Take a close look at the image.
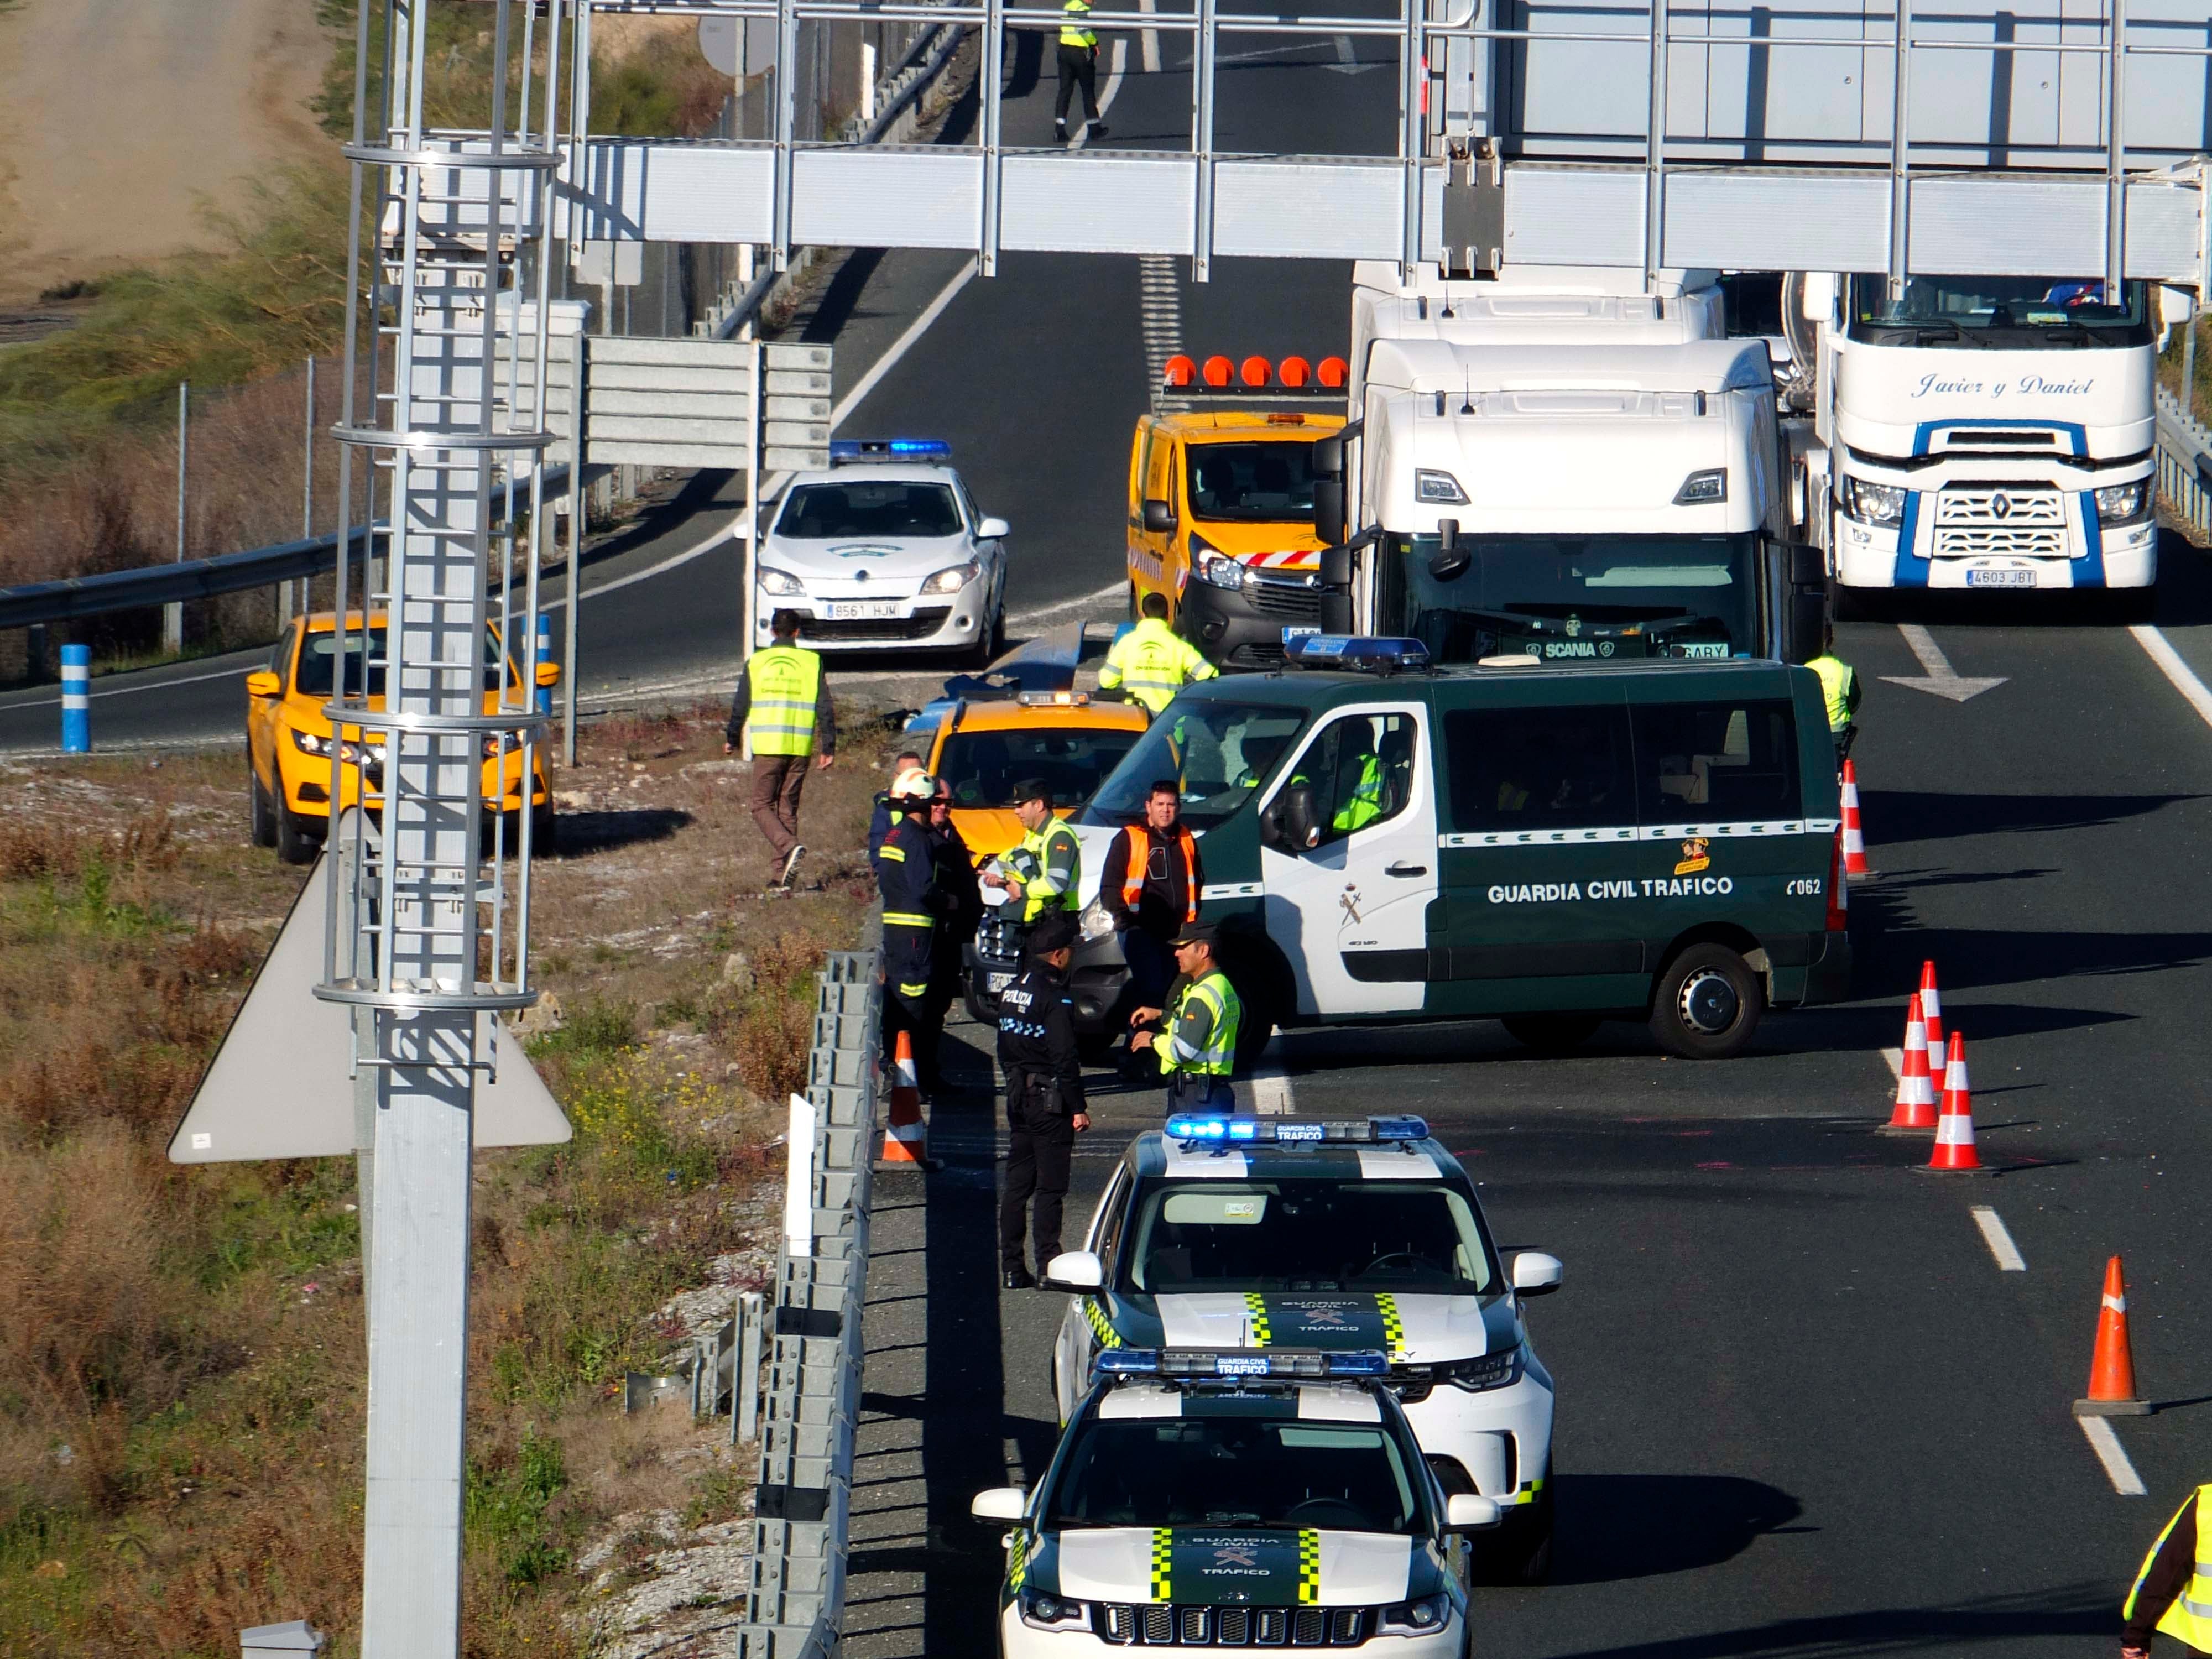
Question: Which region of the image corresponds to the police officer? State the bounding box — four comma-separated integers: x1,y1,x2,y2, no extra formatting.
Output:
921,777,982,1094
2122,1481,2212,1656
1129,921,1242,1115
1054,0,1106,143
877,766,943,1076
1804,625,1860,763
1098,778,1203,1014
997,910,1091,1289
1099,592,1219,716
984,779,1082,926
724,608,834,889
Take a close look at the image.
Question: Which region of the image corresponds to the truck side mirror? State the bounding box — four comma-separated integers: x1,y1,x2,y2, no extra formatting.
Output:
1318,543,1353,587
1428,518,1469,582
1313,436,1344,476
1790,590,1828,664
1799,272,1838,322
1279,783,1319,851
1312,480,1344,548
1786,541,1825,587
1142,499,1175,534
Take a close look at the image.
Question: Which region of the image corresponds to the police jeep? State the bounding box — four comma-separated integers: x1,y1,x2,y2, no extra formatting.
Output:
974,1348,1496,1655
1042,1115,1561,1584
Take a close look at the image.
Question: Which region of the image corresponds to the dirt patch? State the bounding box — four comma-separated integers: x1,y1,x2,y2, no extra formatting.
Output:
0,0,333,309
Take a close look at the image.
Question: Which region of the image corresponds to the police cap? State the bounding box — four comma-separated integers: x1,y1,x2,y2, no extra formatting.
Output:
1172,920,1219,948
1026,911,1079,956
1013,777,1055,808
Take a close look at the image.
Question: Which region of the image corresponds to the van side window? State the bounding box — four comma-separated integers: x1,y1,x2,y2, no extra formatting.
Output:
1631,698,1801,820
1293,712,1418,846
1443,706,1634,832
272,628,295,682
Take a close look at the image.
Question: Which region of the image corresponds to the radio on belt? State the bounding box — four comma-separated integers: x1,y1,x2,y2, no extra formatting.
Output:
1164,1112,1429,1144
1095,1348,1392,1380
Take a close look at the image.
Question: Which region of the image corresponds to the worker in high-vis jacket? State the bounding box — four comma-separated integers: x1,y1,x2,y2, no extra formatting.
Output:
1099,592,1218,716
724,608,834,889
1804,624,1860,763
2124,1483,2212,1657
985,778,1083,925
1098,778,1204,1013
1129,921,1242,1116
876,766,946,1083
1055,0,1105,142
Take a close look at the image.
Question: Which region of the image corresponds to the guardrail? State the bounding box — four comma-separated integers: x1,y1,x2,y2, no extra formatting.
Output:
2157,384,2212,542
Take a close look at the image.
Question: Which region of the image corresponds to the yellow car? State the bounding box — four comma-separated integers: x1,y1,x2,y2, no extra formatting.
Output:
246,611,559,865
920,688,1149,864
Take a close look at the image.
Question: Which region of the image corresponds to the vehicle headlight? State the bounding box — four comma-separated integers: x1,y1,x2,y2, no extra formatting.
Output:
1415,468,1470,504
1840,475,1906,528
2095,481,2149,525
758,567,807,596
1191,544,1246,590
1379,1592,1452,1635
290,728,335,757
1432,1347,1519,1392
1673,467,1728,505
1078,899,1117,941
920,560,981,596
1018,1588,1091,1632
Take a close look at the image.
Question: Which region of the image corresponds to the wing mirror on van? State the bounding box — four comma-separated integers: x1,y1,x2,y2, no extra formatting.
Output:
1511,1251,1564,1296
1142,499,1176,534
1428,518,1470,582
535,660,562,689
1041,1250,1104,1292
1444,1494,1503,1532
1312,479,1345,547
1279,783,1321,851
979,515,1011,540
971,1486,1027,1522
246,670,283,698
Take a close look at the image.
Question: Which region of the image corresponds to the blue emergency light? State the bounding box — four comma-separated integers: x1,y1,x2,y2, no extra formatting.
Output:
1164,1114,1429,1145
830,437,952,465
1285,634,1431,672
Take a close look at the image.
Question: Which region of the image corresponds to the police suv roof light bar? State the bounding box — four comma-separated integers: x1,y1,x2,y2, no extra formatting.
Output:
1164,1113,1428,1144
1095,1348,1392,1380
1283,635,1431,674
829,437,953,466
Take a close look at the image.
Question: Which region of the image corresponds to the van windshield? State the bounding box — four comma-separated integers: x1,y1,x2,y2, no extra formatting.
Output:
1382,533,1761,664
294,626,516,700
1187,441,1318,522
1078,701,1307,832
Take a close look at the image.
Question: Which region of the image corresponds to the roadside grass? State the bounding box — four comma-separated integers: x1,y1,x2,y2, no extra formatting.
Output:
0,697,883,1655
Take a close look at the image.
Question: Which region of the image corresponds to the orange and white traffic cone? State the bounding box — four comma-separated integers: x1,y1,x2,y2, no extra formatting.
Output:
1881,992,1937,1132
1917,960,1943,1052
2074,1256,2152,1416
1840,760,1871,878
879,1030,932,1168
1918,1032,1990,1175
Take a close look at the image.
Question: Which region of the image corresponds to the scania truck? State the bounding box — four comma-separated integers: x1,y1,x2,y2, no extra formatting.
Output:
1314,263,1828,667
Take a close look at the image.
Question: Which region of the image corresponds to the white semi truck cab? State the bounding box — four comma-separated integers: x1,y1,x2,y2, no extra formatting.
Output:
1317,264,1826,666
1811,272,2159,597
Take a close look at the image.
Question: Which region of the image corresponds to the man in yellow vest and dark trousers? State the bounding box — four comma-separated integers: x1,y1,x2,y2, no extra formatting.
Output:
1130,921,1242,1116
985,779,1083,926
1055,0,1106,143
724,608,834,888
1804,624,1860,764
2124,1483,2212,1655
1099,592,1218,716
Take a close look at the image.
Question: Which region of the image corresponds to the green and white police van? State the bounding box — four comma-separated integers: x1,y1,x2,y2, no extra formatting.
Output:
1066,637,1851,1060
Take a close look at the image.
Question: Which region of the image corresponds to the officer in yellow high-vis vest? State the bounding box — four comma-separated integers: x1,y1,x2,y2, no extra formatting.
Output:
1055,0,1106,142
1099,592,1218,716
2124,1483,2212,1656
725,609,834,888
1804,624,1860,763
1129,921,1243,1115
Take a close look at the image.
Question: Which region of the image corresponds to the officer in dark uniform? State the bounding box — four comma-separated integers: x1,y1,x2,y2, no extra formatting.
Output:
995,909,1091,1288
877,766,943,1072
921,776,982,1094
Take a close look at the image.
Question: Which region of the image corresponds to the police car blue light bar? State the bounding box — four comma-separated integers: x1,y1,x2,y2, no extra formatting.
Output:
829,437,952,464
1284,634,1430,672
1095,1349,1392,1380
1165,1114,1430,1144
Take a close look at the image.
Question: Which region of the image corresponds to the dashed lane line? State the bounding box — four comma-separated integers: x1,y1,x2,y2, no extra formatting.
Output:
2079,1415,2148,1496
2131,623,2212,731
1969,1206,2026,1271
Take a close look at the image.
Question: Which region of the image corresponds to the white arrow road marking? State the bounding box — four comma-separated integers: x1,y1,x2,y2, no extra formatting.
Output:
1880,623,2009,702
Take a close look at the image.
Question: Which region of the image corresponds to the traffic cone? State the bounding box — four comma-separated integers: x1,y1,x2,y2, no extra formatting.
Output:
879,1030,932,1167
1917,1032,1990,1175
2074,1255,2152,1416
1917,960,1943,1052
1881,993,1937,1132
1840,760,1871,878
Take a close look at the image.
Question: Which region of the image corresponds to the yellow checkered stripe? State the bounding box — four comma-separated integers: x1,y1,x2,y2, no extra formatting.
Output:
1297,1530,1320,1604
1149,1528,1173,1602
1376,1293,1407,1363
1083,1297,1122,1349
1244,1291,1272,1346
1504,1475,1545,1507
1008,1528,1029,1591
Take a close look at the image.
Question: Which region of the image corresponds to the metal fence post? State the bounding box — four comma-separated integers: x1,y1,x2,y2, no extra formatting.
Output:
60,644,89,753
165,381,188,655
293,356,315,631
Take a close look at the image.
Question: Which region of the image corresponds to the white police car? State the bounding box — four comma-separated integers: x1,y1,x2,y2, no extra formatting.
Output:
755,438,1010,665
974,1348,1496,1655
1044,1115,1562,1583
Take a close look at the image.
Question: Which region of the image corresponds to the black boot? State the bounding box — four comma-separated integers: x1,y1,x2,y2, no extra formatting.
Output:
1003,1264,1036,1290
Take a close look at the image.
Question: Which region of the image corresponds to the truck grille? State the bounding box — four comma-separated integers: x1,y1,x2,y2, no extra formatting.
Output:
1933,525,2069,558
1245,578,1322,619
1098,1604,1367,1645
1932,486,2069,559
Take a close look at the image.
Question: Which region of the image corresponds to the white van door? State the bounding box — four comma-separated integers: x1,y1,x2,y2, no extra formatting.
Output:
1259,702,1437,1017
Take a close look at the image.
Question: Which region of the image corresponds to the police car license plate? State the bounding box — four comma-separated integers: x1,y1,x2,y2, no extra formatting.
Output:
823,600,903,620
1281,625,1320,645
985,971,1014,993
1965,567,2036,588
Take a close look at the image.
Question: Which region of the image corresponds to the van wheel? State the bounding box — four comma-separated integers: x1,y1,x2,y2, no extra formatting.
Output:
275,797,320,867
249,762,277,848
1232,994,1277,1072
1649,943,1765,1059
1501,1014,1601,1053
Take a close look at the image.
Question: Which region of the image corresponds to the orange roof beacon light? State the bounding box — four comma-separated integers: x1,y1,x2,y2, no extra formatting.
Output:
1239,355,1272,387
1318,356,1349,388
1164,354,1197,387
1201,354,1234,386
1278,355,1312,387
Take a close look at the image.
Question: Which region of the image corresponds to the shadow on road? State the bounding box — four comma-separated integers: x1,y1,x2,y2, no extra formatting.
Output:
1532,1579,2115,1656
1548,1473,1801,1585
1858,789,2202,846
547,806,691,855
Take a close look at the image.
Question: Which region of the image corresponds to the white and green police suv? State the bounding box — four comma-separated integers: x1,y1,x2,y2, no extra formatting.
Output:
1045,1115,1562,1584
975,1348,1498,1655
1068,637,1851,1060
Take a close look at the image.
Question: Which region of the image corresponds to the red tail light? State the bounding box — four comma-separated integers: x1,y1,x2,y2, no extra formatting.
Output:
1278,355,1312,387
1164,354,1196,387
1825,830,1849,931
1201,355,1233,387
1318,356,1348,388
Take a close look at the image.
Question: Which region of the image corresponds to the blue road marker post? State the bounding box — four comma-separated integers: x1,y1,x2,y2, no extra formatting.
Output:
534,612,553,714
60,644,90,753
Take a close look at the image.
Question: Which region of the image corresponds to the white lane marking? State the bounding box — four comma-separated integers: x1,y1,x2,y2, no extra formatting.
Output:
1969,1206,2026,1272
1067,39,1128,150
2130,623,2212,730
828,261,977,429
1138,0,1160,72
1250,1067,1293,1117
7,659,259,709
2078,1415,2148,1496
1014,579,1126,626
1880,623,2008,702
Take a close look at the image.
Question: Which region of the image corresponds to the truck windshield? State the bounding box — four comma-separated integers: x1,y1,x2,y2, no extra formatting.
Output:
1382,533,1761,664
1846,274,2151,349
1046,1417,1422,1533
1078,701,1307,831
1187,441,1318,522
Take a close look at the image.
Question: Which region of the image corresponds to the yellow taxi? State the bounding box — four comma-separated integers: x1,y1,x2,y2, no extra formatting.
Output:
245,611,559,864
1127,353,1348,667
919,688,1149,863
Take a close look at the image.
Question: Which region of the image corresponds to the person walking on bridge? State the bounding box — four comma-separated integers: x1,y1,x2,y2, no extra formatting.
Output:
1055,0,1107,143
2123,1483,2212,1656
724,609,834,888
1099,592,1217,716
